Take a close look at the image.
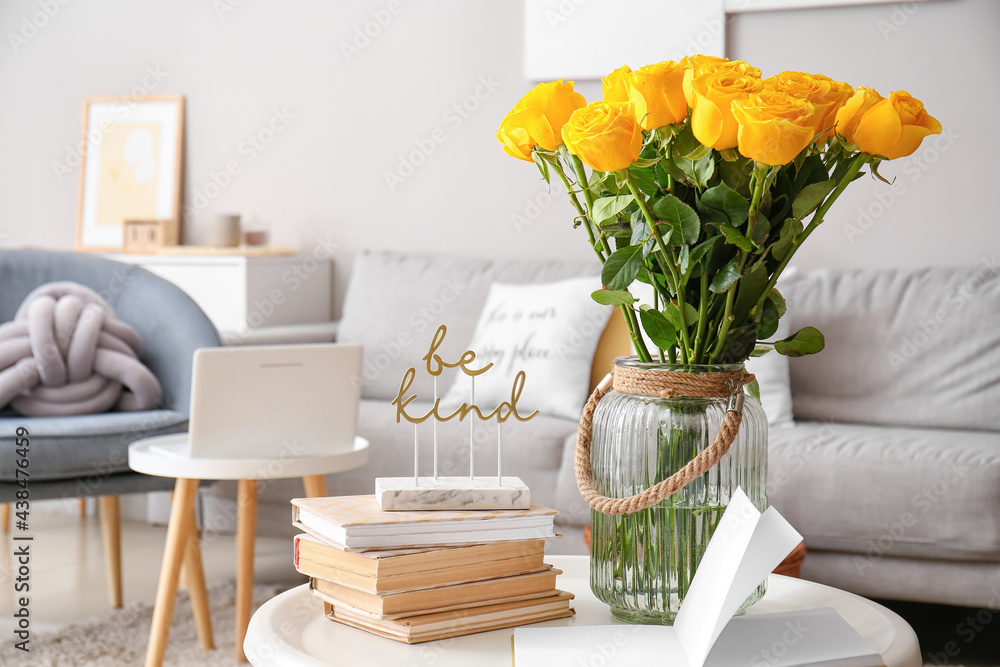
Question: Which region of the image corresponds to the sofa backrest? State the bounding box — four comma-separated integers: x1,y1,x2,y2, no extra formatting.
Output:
338,250,603,402
785,264,1000,431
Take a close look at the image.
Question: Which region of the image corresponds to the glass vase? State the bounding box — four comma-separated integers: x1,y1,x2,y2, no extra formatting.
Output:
588,359,768,624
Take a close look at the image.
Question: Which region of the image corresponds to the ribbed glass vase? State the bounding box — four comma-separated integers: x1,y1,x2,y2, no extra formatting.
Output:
588,359,768,624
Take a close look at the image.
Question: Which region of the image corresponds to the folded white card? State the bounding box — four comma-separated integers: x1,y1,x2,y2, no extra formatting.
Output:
514,488,884,667
514,608,884,667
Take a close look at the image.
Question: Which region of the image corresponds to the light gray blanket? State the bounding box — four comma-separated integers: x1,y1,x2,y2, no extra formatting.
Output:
0,282,162,416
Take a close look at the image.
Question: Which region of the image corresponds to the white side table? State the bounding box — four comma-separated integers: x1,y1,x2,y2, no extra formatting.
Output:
243,555,922,667
129,434,369,667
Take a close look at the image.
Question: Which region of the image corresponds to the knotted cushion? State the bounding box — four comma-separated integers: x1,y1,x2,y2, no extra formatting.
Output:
0,282,162,416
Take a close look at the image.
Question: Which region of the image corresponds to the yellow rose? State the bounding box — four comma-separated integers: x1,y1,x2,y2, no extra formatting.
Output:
732,91,819,166
680,54,729,106
690,67,764,150
837,89,941,160
561,101,642,172
764,71,853,139
834,87,882,144
602,65,633,105
628,61,688,130
497,80,587,161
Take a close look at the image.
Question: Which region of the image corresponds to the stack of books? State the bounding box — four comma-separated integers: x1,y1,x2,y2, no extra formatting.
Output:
291,494,574,643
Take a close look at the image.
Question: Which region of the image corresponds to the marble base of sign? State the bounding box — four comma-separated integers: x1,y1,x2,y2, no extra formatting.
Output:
375,476,531,510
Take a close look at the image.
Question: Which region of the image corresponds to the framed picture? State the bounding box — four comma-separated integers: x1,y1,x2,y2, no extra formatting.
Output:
75,95,184,252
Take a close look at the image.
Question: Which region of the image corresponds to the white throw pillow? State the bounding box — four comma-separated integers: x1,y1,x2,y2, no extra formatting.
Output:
745,268,798,427
441,277,611,421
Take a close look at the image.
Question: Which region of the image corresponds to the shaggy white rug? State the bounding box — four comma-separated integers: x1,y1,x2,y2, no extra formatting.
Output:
0,581,283,666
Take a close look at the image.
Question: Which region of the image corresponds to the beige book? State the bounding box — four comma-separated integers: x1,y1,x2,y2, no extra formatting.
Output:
294,534,547,593
322,590,575,644
309,567,561,617
291,494,557,550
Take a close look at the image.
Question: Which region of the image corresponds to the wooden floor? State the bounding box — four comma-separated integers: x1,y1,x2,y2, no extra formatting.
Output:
0,501,299,636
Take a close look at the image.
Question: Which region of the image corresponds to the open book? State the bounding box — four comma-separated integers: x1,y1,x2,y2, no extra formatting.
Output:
514,489,884,667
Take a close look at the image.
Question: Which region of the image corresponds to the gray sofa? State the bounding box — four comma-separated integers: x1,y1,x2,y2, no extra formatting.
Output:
768,265,1000,608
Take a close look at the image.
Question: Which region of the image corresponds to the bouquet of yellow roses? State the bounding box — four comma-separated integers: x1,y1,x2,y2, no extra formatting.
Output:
498,56,941,368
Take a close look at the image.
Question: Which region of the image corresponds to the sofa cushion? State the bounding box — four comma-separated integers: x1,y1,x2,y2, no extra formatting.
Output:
0,409,188,481
337,250,601,401
785,266,1000,431
441,277,611,421
768,420,1000,562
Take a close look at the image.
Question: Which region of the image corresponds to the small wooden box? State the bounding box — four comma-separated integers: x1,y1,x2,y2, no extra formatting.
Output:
123,219,180,253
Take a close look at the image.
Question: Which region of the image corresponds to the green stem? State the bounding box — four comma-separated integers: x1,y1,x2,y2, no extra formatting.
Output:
570,155,612,257
693,271,709,363
750,154,867,318
625,172,692,363
708,163,767,363
624,304,653,363
547,157,605,263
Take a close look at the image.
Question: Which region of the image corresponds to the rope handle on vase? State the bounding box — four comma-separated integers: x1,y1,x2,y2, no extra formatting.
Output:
574,366,753,517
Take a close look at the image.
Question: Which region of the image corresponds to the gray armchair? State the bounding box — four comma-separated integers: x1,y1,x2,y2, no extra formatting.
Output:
0,249,220,607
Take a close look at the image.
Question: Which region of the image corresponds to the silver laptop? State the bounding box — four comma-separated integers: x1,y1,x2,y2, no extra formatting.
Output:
182,343,363,460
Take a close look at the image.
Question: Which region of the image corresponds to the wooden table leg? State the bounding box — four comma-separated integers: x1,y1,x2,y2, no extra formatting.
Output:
235,479,258,663
98,496,122,609
145,478,199,667
182,509,214,651
0,503,9,533
302,474,327,498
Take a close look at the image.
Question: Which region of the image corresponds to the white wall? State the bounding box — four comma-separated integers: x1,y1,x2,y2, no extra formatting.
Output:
0,0,995,315
728,0,1000,270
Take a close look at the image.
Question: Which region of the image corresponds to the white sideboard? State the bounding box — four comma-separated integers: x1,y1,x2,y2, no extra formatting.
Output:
107,253,332,339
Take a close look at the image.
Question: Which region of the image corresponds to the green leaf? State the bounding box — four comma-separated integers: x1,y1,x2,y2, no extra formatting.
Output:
639,309,677,350
678,244,691,274
709,256,741,293
675,153,715,190
719,157,754,198
591,289,636,306
733,257,768,322
771,218,802,263
768,288,787,318
751,344,773,357
792,179,836,220
774,326,826,357
758,296,780,340
651,194,700,246
699,182,751,227
672,126,712,160
716,224,752,252
664,302,699,329
629,217,655,255
600,244,643,290
689,236,722,267
592,195,635,225
745,379,761,403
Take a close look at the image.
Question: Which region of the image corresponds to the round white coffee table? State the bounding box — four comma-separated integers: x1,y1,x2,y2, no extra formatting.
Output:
129,434,369,667
243,554,921,667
